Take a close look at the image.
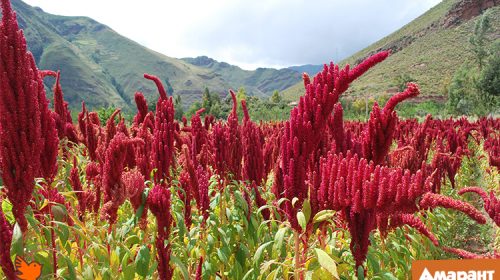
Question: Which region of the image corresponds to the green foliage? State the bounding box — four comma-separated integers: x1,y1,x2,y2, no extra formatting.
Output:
185,88,292,122
236,87,247,102
395,74,416,92
396,101,442,119
446,64,479,115
97,106,119,124
187,88,227,119
270,90,282,104
446,38,499,116
174,95,184,121
477,44,500,113
470,12,492,70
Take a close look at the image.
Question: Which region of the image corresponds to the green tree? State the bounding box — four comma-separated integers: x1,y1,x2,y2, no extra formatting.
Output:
446,64,477,115
211,102,222,118
395,73,416,91
201,88,212,111
236,87,247,101
271,90,282,103
97,106,120,124
187,100,202,117
477,46,500,113
470,13,491,70
174,94,184,121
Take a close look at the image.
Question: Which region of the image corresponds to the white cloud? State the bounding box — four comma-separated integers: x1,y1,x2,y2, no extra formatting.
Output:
22,0,442,70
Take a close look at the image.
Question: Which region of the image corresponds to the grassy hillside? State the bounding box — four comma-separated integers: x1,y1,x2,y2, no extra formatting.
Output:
283,0,500,102
9,0,302,111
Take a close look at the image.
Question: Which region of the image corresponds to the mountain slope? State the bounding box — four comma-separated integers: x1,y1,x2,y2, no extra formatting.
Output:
286,64,323,75
182,56,302,96
8,0,302,111
283,0,500,102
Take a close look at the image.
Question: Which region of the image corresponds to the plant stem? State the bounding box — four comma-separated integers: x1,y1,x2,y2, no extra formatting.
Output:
294,231,301,280
47,201,58,276
219,180,227,280
108,225,112,268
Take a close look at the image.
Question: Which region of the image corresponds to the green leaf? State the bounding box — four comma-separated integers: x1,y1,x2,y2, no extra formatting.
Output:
312,210,336,224
302,199,311,222
254,241,273,265
297,211,306,231
11,223,23,257
242,268,255,280
135,245,150,277
217,247,230,263
292,197,299,207
376,272,398,280
64,255,77,280
1,200,14,224
135,188,150,222
122,265,135,280
171,256,189,280
82,265,94,280
357,266,365,280
272,227,288,258
236,244,248,269
314,248,339,279
51,204,67,222
312,268,334,280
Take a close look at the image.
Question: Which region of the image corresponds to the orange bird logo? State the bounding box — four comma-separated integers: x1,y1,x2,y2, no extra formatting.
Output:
15,256,42,280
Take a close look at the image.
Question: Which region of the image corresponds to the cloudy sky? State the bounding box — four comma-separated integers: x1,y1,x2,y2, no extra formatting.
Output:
23,0,441,70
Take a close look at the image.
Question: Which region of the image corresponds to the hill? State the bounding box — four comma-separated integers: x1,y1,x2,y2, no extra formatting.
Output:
283,0,500,102
181,56,302,96
7,0,302,111
286,64,323,75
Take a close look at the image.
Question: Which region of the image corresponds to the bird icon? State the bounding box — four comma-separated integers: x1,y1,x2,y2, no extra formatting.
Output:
15,256,42,280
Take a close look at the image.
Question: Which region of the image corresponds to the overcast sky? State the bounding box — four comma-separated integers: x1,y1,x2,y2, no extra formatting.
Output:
23,0,441,70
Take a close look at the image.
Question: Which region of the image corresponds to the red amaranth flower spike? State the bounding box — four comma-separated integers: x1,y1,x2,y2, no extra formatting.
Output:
197,164,210,222
105,109,121,146
69,157,87,221
361,83,420,165
85,161,101,213
178,171,192,228
148,184,173,279
78,102,88,140
144,73,167,100
348,51,390,82
135,112,154,179
145,73,175,279
241,100,269,219
0,0,59,230
122,169,148,229
442,247,499,259
212,90,243,181
459,187,500,226
319,151,434,270
147,73,176,183
195,256,203,280
38,73,60,183
133,92,149,126
85,110,99,161
101,133,144,225
419,192,487,224
275,51,390,231
39,69,56,79
383,82,420,113
49,71,77,142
